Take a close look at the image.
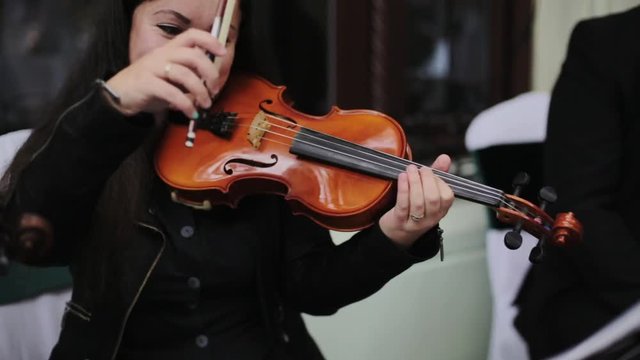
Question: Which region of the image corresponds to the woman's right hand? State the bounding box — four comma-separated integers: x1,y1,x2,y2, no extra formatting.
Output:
104,28,227,119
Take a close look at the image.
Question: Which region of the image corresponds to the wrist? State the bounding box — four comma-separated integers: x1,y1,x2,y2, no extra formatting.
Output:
94,79,154,128
407,225,444,259
96,79,135,116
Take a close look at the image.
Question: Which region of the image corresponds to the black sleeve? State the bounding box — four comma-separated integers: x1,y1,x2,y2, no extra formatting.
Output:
280,205,442,315
543,21,640,305
515,17,640,359
4,86,153,264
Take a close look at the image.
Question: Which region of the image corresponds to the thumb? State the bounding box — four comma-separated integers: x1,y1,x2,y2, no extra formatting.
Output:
431,154,452,172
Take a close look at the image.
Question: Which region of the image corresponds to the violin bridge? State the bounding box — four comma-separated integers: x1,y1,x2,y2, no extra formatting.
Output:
248,111,271,149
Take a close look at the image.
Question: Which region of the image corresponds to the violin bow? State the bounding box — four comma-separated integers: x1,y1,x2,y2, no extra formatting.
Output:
186,0,237,147
212,0,237,66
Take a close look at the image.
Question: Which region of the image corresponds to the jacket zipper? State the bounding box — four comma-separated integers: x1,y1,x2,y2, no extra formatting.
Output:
108,221,166,360
31,89,96,162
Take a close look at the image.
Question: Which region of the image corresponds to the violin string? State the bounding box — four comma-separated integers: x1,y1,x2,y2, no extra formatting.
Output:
227,112,503,197
229,114,514,210
235,114,512,206
235,131,507,209
207,113,526,215
225,113,502,196
231,121,520,213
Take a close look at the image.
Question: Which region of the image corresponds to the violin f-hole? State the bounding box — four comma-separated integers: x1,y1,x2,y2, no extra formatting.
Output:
223,154,279,175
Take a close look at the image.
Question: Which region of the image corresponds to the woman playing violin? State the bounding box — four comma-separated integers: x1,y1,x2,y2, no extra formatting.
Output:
0,0,454,359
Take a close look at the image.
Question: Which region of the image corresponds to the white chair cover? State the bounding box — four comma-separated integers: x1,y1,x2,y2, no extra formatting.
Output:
465,92,551,360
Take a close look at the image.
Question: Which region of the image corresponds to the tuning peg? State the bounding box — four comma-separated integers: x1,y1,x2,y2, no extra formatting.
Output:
529,242,544,264
530,186,556,261
504,229,523,250
511,172,530,197
529,231,548,263
538,186,557,211
502,172,530,251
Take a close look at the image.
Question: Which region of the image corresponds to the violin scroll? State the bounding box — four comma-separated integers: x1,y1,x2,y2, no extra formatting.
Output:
4,213,53,268
551,212,582,247
496,173,583,263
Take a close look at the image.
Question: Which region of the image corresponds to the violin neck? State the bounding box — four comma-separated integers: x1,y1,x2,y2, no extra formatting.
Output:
290,128,505,208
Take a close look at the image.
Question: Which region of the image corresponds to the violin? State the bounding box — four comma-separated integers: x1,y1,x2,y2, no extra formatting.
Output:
155,73,583,263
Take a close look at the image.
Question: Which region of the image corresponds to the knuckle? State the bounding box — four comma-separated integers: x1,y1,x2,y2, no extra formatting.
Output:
177,29,194,41
396,203,409,213
445,191,455,204
210,37,222,49
426,195,440,207
185,27,200,37
187,74,200,88
186,47,201,59
171,65,184,78
420,166,432,174
180,96,194,110
446,191,455,202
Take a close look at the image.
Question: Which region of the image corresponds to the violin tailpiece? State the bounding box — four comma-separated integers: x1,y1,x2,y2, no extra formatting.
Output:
198,111,238,139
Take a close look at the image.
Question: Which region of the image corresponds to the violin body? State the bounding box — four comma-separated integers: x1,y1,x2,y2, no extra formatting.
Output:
155,73,407,231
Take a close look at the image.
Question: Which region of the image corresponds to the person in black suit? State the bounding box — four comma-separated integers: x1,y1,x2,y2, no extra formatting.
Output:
514,6,640,359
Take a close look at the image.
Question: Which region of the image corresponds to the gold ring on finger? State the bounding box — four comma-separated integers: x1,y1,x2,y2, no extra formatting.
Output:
410,213,425,222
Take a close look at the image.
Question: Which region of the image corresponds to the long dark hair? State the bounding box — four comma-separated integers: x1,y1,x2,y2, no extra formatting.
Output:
1,0,135,190
0,0,292,301
0,0,148,301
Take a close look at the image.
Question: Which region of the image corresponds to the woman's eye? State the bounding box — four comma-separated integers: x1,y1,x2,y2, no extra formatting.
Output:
157,24,183,36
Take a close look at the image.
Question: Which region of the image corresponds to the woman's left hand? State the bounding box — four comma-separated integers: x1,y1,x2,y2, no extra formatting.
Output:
379,154,455,249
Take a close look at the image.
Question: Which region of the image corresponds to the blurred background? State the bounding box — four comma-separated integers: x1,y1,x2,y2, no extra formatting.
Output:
1,0,639,359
